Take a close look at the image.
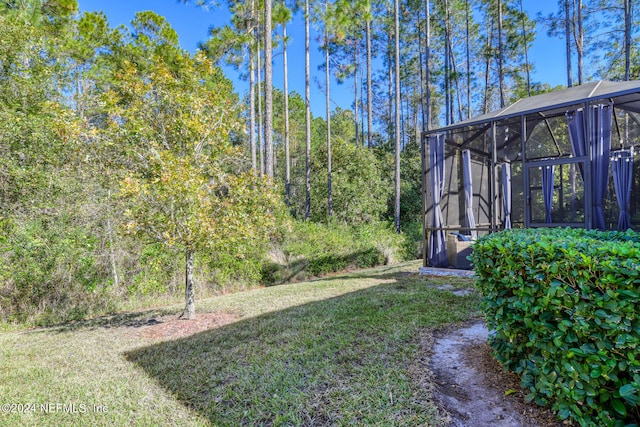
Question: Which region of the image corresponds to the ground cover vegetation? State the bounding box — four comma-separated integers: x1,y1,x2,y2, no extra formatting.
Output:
0,261,481,426
473,228,640,426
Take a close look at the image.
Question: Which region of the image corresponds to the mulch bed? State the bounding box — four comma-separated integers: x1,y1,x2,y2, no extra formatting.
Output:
132,311,238,340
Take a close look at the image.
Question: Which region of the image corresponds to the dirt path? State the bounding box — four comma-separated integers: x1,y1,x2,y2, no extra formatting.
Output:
429,320,563,427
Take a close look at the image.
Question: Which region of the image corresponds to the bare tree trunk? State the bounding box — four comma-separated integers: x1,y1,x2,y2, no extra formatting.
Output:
565,0,573,87
366,19,373,147
575,0,584,85
519,0,531,96
497,0,505,108
401,89,406,149
444,0,451,125
264,0,274,179
325,28,333,217
250,49,257,170
419,6,426,128
360,65,365,147
414,106,420,147
353,41,359,147
388,47,393,145
465,0,471,118
283,21,291,205
305,0,312,220
624,0,632,81
483,18,494,114
425,0,431,130
447,32,464,121
394,0,401,233
257,38,264,176
387,1,393,146
181,249,195,320
106,190,119,289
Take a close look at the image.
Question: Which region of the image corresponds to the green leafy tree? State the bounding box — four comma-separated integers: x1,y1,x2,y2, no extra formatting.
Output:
105,12,281,319
310,109,391,224
0,1,123,323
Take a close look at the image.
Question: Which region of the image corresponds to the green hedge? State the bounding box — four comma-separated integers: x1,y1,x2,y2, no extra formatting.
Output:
471,228,640,427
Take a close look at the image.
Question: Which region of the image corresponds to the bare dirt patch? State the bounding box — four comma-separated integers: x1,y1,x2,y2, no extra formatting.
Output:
428,320,566,427
132,311,238,340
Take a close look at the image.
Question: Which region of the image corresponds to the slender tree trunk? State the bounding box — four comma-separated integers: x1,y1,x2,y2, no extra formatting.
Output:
575,0,584,85
623,0,632,151
264,0,274,179
257,39,264,176
519,0,531,96
387,8,393,147
394,0,401,233
305,0,312,219
497,0,505,108
106,190,119,289
418,7,426,129
465,0,471,118
447,32,464,121
107,217,119,288
624,0,631,81
181,249,195,320
354,41,359,147
325,29,333,217
414,106,420,147
366,19,373,147
250,50,257,170
360,65,365,147
444,0,451,125
248,0,257,170
401,90,406,149
565,0,573,87
483,18,494,114
425,0,431,130
283,22,291,205
388,39,393,145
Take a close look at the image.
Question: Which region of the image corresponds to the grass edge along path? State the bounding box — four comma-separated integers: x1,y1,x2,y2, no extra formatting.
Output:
0,261,480,426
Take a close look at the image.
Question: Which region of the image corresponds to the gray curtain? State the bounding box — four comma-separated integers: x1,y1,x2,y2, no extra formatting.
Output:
502,163,512,229
542,165,555,223
462,150,477,239
591,104,613,230
428,134,448,267
612,149,634,230
566,104,613,230
567,109,586,179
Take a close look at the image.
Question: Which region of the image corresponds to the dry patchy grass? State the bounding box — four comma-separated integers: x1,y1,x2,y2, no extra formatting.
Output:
0,261,481,426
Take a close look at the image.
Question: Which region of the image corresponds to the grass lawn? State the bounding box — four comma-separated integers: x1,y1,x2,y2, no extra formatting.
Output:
0,260,481,426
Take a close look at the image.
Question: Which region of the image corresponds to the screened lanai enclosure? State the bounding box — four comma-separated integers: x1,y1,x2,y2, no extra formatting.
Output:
422,80,640,268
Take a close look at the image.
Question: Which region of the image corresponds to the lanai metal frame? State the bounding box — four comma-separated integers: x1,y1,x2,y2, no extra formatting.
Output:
422,80,640,268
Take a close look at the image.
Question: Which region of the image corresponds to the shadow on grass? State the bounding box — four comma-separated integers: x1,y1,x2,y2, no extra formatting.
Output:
45,307,178,334
47,262,470,335
124,276,480,426
36,263,396,335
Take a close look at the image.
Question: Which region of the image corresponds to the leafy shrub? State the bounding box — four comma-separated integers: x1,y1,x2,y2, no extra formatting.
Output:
262,220,404,285
0,216,116,325
201,246,266,293
129,243,178,296
399,220,424,260
472,228,640,426
309,122,392,225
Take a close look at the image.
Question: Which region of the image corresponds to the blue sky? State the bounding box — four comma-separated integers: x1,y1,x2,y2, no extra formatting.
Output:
77,0,566,120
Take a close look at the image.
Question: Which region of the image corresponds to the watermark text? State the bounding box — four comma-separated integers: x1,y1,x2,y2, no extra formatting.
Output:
1,403,108,414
